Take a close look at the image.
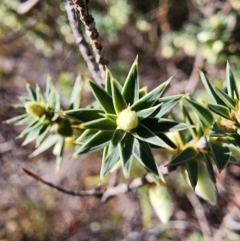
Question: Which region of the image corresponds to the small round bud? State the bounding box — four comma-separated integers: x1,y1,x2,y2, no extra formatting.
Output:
25,102,46,118
116,107,138,132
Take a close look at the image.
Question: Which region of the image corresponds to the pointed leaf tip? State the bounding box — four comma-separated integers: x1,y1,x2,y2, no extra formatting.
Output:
88,79,115,114
122,59,139,105
149,184,173,223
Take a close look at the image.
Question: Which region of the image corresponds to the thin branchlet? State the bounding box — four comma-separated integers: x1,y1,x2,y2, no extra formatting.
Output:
19,165,155,202
71,0,108,79
65,0,103,85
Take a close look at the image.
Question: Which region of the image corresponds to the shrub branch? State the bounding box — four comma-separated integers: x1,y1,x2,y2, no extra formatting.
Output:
65,0,103,85
19,165,155,202
71,0,108,79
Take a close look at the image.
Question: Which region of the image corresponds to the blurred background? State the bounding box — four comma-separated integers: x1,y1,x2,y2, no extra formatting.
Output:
1,0,240,240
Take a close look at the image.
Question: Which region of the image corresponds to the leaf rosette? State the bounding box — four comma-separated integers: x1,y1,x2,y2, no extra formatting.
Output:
200,62,240,165
66,58,187,177
5,76,83,169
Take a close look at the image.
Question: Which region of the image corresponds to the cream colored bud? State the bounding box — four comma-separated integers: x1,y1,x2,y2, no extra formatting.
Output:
25,102,45,118
116,107,138,132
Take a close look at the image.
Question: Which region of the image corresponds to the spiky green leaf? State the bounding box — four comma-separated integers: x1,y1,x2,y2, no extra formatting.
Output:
74,131,113,156
195,162,217,205
104,113,117,122
133,124,171,149
181,104,198,138
105,68,113,95
156,94,182,118
101,147,120,176
22,127,41,146
111,79,127,114
214,88,236,109
208,103,231,120
80,118,116,131
18,115,36,126
153,133,177,149
36,125,51,147
36,85,45,103
69,75,82,110
133,138,159,175
119,133,134,177
29,134,59,157
131,78,171,112
203,153,216,184
65,109,105,122
169,147,198,166
200,71,225,105
45,81,57,109
26,83,37,101
185,98,213,127
208,138,231,172
140,117,189,133
111,129,126,147
75,129,97,144
54,91,61,111
122,58,139,105
236,112,240,124
54,137,65,169
19,95,31,104
137,104,162,121
18,116,45,137
88,79,115,114
186,160,198,189
45,77,52,98
12,104,25,111
4,114,28,125
227,62,239,100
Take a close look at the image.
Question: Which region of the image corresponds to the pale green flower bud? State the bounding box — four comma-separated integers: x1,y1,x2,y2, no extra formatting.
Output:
116,107,138,132
25,102,46,118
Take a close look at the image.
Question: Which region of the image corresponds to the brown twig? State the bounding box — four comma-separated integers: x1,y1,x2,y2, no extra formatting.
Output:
65,0,103,85
185,53,204,94
186,191,212,241
19,165,102,197
101,174,155,202
17,0,41,15
158,0,170,33
18,165,155,202
149,220,200,236
71,0,108,79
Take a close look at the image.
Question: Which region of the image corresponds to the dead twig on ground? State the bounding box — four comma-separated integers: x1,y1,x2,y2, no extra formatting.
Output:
187,191,212,241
